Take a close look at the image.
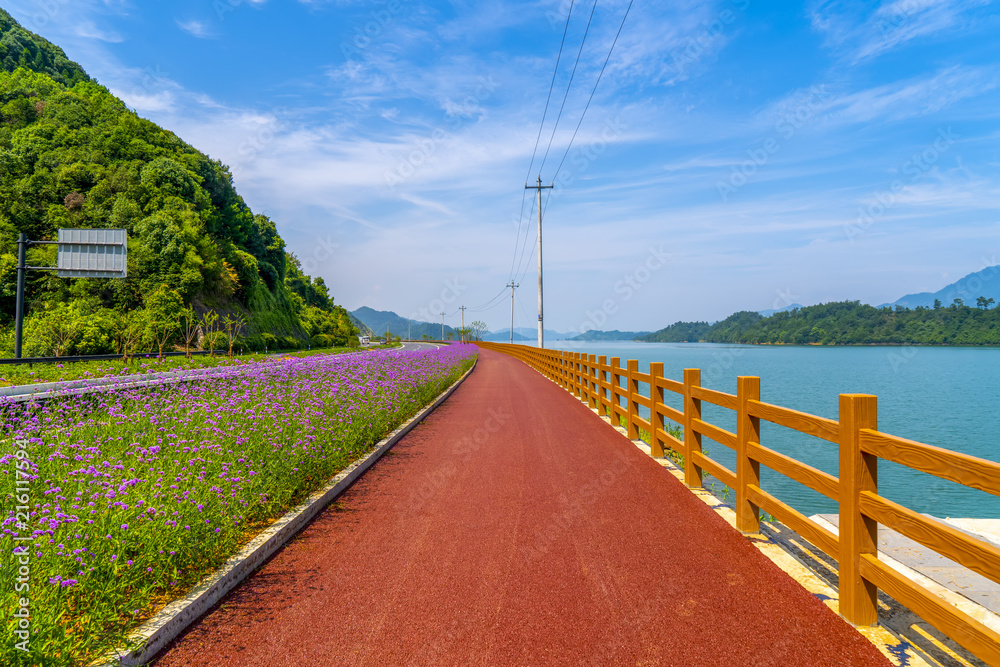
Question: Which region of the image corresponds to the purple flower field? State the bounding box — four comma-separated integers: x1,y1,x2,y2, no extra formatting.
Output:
1,344,476,666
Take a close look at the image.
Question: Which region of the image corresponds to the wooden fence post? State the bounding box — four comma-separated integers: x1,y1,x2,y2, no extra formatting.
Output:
737,376,761,534
597,355,608,416
610,357,622,428
574,353,583,398
683,368,703,488
587,354,597,408
839,393,879,627
626,359,639,440
650,362,665,458
559,352,573,392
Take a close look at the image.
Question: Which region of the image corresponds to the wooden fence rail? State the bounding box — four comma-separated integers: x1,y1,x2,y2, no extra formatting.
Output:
476,341,1000,664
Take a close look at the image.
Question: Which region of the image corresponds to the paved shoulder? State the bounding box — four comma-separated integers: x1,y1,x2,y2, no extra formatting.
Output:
154,348,890,666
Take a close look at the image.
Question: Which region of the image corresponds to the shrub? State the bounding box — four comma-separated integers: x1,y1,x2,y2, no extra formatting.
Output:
310,334,332,348
277,335,301,350
201,330,229,354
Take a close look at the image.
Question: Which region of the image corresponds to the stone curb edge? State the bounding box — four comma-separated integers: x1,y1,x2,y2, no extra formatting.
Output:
94,357,478,667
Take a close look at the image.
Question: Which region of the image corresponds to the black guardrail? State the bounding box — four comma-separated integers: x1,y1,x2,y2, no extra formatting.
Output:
0,350,212,366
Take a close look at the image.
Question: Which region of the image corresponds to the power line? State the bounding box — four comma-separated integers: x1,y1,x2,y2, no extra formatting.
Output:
516,289,533,336
515,231,537,288
471,293,510,314
550,0,634,184
512,188,538,281
468,285,509,312
523,1,576,186
539,0,599,177
511,1,575,283
508,188,529,281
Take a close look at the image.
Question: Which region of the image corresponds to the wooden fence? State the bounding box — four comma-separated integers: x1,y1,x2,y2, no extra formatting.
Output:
476,341,1000,664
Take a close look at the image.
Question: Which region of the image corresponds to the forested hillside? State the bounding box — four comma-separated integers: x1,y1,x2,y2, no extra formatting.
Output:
640,299,1000,345
352,306,457,340
0,9,357,355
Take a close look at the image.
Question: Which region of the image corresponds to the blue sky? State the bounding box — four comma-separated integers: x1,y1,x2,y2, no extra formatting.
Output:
4,0,999,334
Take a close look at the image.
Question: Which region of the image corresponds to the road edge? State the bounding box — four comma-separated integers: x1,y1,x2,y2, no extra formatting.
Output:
94,356,478,667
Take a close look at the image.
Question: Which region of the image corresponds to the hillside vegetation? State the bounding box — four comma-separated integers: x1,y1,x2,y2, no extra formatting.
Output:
0,9,357,356
640,299,1000,345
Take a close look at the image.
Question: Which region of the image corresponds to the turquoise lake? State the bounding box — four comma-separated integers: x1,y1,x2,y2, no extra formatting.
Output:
547,341,1000,520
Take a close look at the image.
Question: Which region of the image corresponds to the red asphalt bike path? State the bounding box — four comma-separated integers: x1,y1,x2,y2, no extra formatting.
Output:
154,348,891,666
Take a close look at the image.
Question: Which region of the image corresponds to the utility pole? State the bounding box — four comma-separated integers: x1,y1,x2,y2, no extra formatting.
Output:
441,313,444,341
525,176,553,348
459,305,467,342
14,234,26,359
506,281,519,345
408,321,411,341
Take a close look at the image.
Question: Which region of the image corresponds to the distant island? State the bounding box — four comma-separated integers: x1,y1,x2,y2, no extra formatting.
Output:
566,329,649,341
638,298,1000,346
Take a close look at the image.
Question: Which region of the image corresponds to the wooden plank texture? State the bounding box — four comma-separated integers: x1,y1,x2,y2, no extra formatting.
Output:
657,376,684,395
655,402,684,425
691,418,737,450
691,450,737,490
746,441,839,501
838,393,879,626
654,427,684,453
859,554,1000,666
690,385,738,411
860,429,1000,498
859,490,1000,587
748,400,840,443
746,485,840,559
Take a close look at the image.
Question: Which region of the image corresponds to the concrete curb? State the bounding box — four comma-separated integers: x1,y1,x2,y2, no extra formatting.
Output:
94,358,477,667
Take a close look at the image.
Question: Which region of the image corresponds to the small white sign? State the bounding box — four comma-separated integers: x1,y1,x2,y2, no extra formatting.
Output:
57,229,127,278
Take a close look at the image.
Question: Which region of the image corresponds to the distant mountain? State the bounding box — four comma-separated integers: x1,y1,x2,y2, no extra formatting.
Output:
757,303,803,317
482,329,532,342
348,313,374,337
888,266,1000,309
500,326,574,341
641,265,1000,345
638,321,713,343
638,299,1000,345
351,307,457,340
566,330,650,341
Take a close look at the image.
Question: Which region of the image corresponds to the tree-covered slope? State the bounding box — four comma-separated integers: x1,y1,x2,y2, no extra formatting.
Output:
565,329,651,341
639,299,1000,345
0,10,357,355
0,8,89,86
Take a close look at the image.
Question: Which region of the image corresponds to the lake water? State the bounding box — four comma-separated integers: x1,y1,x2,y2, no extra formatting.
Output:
547,341,1000,519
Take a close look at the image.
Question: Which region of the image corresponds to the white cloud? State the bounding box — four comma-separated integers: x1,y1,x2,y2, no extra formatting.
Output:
757,66,996,131
74,20,124,43
809,0,992,63
176,19,215,39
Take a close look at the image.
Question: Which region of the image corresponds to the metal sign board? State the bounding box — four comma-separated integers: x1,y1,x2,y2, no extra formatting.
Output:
57,229,127,278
